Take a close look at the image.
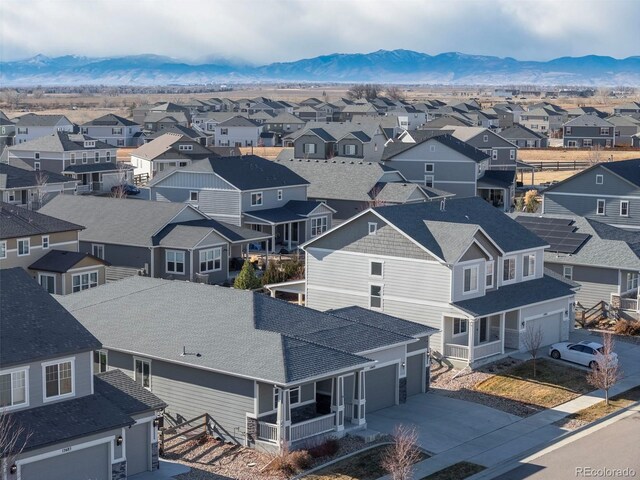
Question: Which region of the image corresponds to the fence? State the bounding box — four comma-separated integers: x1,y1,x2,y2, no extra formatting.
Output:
159,413,210,455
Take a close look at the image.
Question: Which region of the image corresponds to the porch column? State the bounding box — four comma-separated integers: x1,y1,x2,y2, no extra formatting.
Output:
468,319,476,364
287,223,292,251
351,370,366,425
500,313,505,354
271,225,276,254
276,388,291,447
331,376,345,432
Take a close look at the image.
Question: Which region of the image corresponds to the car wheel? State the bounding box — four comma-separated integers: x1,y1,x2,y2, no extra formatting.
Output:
589,361,598,370
550,350,561,360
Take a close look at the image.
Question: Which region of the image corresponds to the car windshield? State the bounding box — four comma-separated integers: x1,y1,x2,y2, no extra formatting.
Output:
597,347,604,354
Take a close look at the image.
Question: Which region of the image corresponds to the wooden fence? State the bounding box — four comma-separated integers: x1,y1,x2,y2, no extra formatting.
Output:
159,413,211,455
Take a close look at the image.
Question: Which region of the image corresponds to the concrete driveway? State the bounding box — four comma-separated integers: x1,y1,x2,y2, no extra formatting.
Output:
569,330,640,377
366,393,521,454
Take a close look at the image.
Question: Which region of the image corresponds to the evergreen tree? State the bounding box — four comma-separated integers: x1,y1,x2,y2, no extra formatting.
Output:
233,261,262,290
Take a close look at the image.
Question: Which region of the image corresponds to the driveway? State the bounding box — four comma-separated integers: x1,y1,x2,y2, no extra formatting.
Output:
569,330,640,377
129,460,190,479
366,393,521,454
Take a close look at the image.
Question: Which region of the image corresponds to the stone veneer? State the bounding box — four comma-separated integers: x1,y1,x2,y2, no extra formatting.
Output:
398,377,407,404
112,461,126,480
151,442,159,470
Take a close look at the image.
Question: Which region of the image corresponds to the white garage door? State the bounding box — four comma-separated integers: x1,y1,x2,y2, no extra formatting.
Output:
365,364,397,412
127,422,150,475
406,354,425,397
21,442,110,480
527,313,562,347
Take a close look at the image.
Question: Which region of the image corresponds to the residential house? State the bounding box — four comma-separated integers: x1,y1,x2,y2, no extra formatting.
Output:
465,110,500,129
499,124,549,148
133,102,190,125
443,126,518,169
58,276,437,452
542,159,640,229
519,107,564,134
294,105,324,123
81,114,143,147
337,103,380,122
146,125,208,146
606,115,640,146
148,155,332,252
0,163,77,209
0,110,15,148
263,113,307,144
385,105,427,131
563,114,616,148
142,111,190,133
39,195,270,283
493,102,526,124
566,107,607,120
0,268,166,479
422,114,474,129
303,197,577,368
514,214,640,319
13,113,75,144
212,116,263,147
613,101,640,120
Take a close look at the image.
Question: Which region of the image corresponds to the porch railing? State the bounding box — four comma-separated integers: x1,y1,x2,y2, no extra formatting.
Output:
611,294,639,312
444,343,469,360
257,421,278,443
290,413,335,443
344,402,353,422
474,340,502,360
75,184,91,194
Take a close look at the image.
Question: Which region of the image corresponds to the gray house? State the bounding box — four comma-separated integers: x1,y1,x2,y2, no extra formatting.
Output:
613,101,640,120
0,110,15,148
519,107,564,134
563,114,616,148
58,276,437,452
1,268,166,480
542,159,640,230
81,114,143,147
606,115,640,146
212,116,263,147
0,163,77,209
39,195,269,284
13,113,75,144
499,124,549,148
443,126,518,169
303,197,577,368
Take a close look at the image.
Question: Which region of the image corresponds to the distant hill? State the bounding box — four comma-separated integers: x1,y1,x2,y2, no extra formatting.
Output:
2,49,639,86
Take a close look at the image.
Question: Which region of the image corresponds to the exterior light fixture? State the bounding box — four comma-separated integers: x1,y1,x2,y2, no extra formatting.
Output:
9,465,17,475
116,435,123,446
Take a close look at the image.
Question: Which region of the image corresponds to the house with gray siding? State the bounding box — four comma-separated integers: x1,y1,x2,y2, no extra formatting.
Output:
606,115,640,146
81,114,143,147
212,116,263,147
613,101,640,120
58,276,436,453
13,113,75,144
563,114,616,148
499,124,549,148
519,107,564,134
1,268,166,480
442,126,518,169
0,163,77,210
303,197,576,368
39,195,269,284
0,111,15,148
542,159,640,230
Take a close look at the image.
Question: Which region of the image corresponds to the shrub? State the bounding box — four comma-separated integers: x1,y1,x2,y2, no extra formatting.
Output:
308,437,340,458
233,261,262,290
267,449,312,474
524,189,540,213
614,319,640,336
288,450,313,470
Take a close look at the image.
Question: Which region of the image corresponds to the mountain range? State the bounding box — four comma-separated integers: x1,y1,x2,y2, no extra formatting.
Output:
2,49,639,86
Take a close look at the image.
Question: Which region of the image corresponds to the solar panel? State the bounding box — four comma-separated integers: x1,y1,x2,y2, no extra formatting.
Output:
515,216,590,254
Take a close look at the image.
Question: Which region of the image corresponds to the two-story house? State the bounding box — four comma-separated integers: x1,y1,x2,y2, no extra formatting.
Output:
80,114,143,147
212,116,263,147
39,195,270,284
519,107,564,134
0,110,15,148
0,163,77,210
263,113,307,144
613,101,640,120
442,126,518,169
499,124,549,148
302,197,577,368
0,268,166,479
542,159,640,230
12,113,75,144
148,155,333,252
606,115,640,147
563,114,616,148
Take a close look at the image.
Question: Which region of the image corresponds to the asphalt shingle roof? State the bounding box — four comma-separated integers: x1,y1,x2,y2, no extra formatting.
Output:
155,219,271,246
9,131,113,153
28,250,108,273
600,159,640,188
564,114,614,127
244,200,323,224
0,201,84,240
477,170,516,189
63,162,128,174
382,133,489,163
82,113,139,127
329,306,439,338
217,116,260,127
13,113,72,127
95,370,167,414
0,163,72,189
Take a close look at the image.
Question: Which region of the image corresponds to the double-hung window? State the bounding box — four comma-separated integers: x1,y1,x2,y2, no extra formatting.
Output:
370,285,383,309
17,238,30,256
563,265,573,280
485,261,494,288
92,244,105,259
94,350,108,374
523,253,536,278
597,199,606,215
94,152,100,163
310,216,328,237
166,250,185,274
72,271,98,292
620,201,629,217
503,257,516,283
303,143,316,154
42,235,49,250
199,248,221,272
43,359,73,400
463,265,479,294
277,189,283,201
289,386,300,405
134,358,151,389
627,273,639,292
424,175,434,188
453,318,467,336
82,152,88,164
0,241,6,259
0,368,28,409
251,192,263,206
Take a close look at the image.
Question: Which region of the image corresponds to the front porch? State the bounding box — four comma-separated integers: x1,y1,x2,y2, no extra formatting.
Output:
244,219,307,254
611,287,640,320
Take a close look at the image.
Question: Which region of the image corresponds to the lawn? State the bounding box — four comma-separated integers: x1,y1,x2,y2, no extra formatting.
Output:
565,386,640,424
474,359,592,409
303,445,428,480
421,462,485,480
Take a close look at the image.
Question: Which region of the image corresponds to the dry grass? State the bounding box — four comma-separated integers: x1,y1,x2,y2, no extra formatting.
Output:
303,445,428,480
420,461,486,480
565,387,640,424
529,170,580,184
474,359,592,409
239,146,285,159
518,149,640,163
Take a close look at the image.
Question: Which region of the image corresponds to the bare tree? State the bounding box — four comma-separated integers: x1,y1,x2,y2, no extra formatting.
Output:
347,84,367,100
347,84,380,101
110,162,130,198
586,333,621,406
33,171,49,209
382,425,422,480
386,86,405,101
0,411,30,472
586,145,603,166
522,323,544,377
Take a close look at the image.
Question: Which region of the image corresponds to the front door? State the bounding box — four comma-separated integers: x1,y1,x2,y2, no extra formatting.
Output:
478,317,488,344
284,223,299,243
21,190,28,205
39,274,55,294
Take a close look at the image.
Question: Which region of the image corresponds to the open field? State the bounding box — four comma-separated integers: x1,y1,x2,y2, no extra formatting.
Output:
519,149,640,163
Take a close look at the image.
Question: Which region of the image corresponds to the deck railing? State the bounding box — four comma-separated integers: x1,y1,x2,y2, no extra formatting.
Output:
257,421,278,443
257,412,337,444
474,340,502,360
444,343,469,360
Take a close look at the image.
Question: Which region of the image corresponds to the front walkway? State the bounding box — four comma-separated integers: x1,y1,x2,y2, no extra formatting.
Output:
129,460,190,479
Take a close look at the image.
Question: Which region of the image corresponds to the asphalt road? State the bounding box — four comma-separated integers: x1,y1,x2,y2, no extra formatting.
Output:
493,411,640,480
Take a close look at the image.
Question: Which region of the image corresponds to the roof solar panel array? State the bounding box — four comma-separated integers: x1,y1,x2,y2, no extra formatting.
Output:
515,216,590,254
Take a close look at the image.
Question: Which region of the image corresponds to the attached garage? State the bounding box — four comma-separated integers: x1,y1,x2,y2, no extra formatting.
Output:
127,421,151,475
526,313,563,347
20,442,110,480
365,363,398,412
406,353,425,397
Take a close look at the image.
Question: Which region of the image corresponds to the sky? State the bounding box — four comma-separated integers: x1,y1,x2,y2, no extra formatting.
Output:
1,0,638,64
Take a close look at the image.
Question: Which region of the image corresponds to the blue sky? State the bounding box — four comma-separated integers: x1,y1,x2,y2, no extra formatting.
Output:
1,0,638,63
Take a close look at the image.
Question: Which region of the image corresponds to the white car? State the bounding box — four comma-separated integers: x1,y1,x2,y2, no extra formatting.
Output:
548,341,618,369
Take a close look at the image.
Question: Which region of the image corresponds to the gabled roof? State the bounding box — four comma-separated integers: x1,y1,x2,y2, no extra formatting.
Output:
477,170,516,189
564,114,614,128
244,200,329,224
374,182,446,203
329,306,438,338
604,115,640,127
154,218,270,248
13,113,73,127
0,201,84,240
29,250,109,273
82,113,139,127
544,159,640,193
8,131,113,153
132,133,210,161
63,162,129,174
499,124,547,140
288,121,386,144
382,133,489,163
0,163,72,189
147,124,204,140
0,268,101,368
422,114,474,128
95,370,167,415
143,111,189,124
566,107,606,118
445,126,517,148
217,116,261,128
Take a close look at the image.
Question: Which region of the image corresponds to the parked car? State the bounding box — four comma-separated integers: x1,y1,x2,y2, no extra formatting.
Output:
111,183,140,195
549,341,618,369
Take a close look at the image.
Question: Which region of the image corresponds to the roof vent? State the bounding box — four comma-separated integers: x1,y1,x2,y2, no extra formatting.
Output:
180,346,202,358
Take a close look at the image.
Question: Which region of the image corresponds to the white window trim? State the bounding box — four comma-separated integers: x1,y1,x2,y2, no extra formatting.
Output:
72,270,99,293
369,259,384,278
38,273,56,293
94,349,108,374
166,250,186,275
42,357,75,403
0,240,6,259
41,235,49,250
424,175,434,188
91,244,105,259
70,153,76,165
310,216,328,237
620,200,629,217
0,366,30,412
199,247,222,273
17,238,30,257
134,357,152,391
523,253,536,279
189,191,199,202
563,265,573,280
34,161,41,171
462,264,480,294
502,256,517,284
597,199,606,215
251,192,263,207
368,222,377,235
452,318,468,337
277,189,283,201
289,386,301,405
369,283,383,311
425,163,434,173
485,261,494,289
595,174,603,185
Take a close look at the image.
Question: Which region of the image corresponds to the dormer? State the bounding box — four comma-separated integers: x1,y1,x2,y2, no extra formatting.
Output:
84,140,96,148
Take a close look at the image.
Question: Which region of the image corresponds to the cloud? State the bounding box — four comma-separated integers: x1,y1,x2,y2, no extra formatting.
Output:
1,0,638,63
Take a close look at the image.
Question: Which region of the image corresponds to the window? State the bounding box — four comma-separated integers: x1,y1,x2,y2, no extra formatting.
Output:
199,248,222,272
166,250,185,274
0,241,6,259
81,127,88,134
34,162,40,171
189,191,198,202
620,201,629,217
483,135,489,142
523,253,536,278
463,265,479,293
343,144,356,156
565,126,572,135
42,235,49,250
453,318,467,336
178,144,193,151
503,257,516,282
424,175,434,188
492,149,498,160
310,216,328,237
7,191,15,202
273,387,280,410
277,189,283,201
106,151,111,162
94,350,108,374
429,145,436,152
0,369,27,409
370,261,383,277
596,174,603,185
563,265,573,280
583,139,592,147
94,152,100,163
597,199,606,215
117,139,125,147
485,261,494,288
44,359,73,400
370,285,383,309
510,149,515,160
600,127,610,135
70,153,76,164
625,272,639,292
17,238,30,256
220,128,228,135
303,143,317,154
34,152,40,160
92,244,105,259
72,271,98,292
82,152,88,164
425,163,434,173
112,127,123,135
134,358,151,389
368,222,377,235
250,192,263,206
289,386,300,405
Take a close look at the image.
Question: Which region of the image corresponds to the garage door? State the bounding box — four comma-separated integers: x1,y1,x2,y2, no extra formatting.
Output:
365,364,397,412
21,442,110,480
406,354,425,397
527,313,562,347
127,422,150,475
